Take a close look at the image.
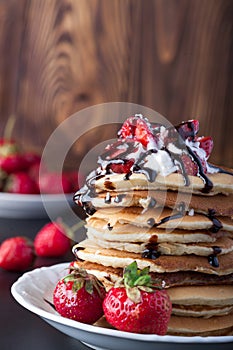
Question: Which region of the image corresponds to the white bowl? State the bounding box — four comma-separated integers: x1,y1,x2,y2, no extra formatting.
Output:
0,192,74,218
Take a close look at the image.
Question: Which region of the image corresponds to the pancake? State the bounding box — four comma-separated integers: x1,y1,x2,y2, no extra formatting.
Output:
86,190,233,218
94,314,233,336
76,236,233,257
86,219,223,243
72,260,233,288
87,207,233,232
171,304,233,318
168,312,233,336
168,285,233,318
74,246,233,275
167,285,233,306
94,171,233,196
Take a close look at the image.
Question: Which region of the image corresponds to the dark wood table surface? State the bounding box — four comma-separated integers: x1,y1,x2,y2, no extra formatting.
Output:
1,218,233,350
0,217,91,350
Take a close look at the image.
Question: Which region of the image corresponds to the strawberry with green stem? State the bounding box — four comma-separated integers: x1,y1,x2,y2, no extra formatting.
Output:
103,261,172,334
53,267,106,324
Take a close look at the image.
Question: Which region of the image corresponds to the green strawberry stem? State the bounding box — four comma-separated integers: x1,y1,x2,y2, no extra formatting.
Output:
64,266,105,297
122,261,165,303
3,114,16,140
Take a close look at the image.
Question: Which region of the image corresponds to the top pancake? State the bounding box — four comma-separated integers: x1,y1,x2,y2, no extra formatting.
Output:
94,171,233,195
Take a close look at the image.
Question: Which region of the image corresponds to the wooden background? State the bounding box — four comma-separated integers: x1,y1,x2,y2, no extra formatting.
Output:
0,0,232,168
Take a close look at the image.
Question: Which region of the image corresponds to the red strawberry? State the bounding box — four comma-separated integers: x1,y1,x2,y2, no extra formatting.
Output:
0,153,28,174
118,115,156,147
175,120,199,140
53,267,106,323
23,152,41,169
34,221,71,257
103,261,172,334
108,159,134,174
38,172,73,194
197,136,213,159
62,170,85,192
180,154,198,176
0,236,34,272
179,153,207,176
4,172,39,194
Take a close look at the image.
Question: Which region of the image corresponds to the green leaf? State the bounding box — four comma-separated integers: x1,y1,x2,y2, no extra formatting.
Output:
134,275,151,286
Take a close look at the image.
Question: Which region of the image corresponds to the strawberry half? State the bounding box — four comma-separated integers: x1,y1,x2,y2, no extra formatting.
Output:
103,261,172,334
175,120,199,140
197,136,213,159
118,115,156,147
53,267,106,323
108,159,134,174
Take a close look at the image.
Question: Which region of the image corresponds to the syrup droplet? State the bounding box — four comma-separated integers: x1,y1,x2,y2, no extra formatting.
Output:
208,254,219,268
212,246,222,255
148,198,157,208
147,218,155,227
142,243,161,260
105,192,111,204
207,209,223,233
114,194,126,203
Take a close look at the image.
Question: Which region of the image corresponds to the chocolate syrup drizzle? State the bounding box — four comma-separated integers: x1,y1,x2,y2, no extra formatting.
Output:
207,209,223,233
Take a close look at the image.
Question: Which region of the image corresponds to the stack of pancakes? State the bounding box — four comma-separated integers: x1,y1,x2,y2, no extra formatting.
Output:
73,116,233,336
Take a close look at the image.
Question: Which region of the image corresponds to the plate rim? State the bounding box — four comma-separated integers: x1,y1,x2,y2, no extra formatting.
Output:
11,262,233,345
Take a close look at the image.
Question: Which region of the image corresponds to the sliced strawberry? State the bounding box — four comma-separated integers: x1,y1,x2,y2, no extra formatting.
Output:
118,115,156,147
180,153,207,176
108,159,134,174
175,120,199,140
197,136,213,159
180,154,198,176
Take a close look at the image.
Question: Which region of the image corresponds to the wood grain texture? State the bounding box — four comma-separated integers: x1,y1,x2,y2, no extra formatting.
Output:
0,0,232,167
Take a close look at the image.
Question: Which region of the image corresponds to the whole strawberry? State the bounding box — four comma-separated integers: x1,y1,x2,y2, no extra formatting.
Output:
34,221,71,257
38,172,73,194
0,236,34,272
53,267,106,323
103,261,172,334
4,172,39,194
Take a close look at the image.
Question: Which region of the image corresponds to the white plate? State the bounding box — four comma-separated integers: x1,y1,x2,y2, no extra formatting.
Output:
11,263,233,350
0,192,74,218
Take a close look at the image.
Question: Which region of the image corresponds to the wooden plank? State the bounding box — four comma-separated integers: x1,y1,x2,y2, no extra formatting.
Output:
0,0,232,167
